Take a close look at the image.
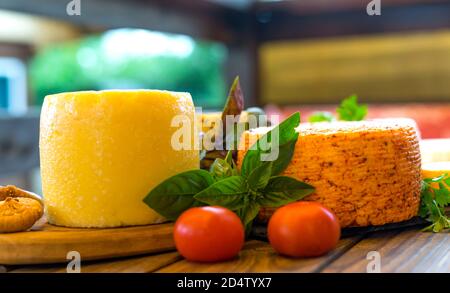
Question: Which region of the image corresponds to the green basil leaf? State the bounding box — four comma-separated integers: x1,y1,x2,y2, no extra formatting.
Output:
225,150,240,176
436,183,450,207
241,112,300,177
269,139,297,176
240,149,260,177
143,169,214,221
267,112,300,146
258,176,315,208
337,95,367,121
435,217,450,232
309,111,335,123
236,201,260,227
210,150,239,180
194,176,248,210
421,180,430,193
247,161,273,191
418,203,429,218
444,176,450,187
210,159,232,180
224,149,233,165
210,158,227,177
241,139,298,178
421,189,433,205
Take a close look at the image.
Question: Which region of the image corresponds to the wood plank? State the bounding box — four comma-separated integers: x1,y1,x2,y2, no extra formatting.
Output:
9,252,181,273
323,227,450,273
157,237,364,273
0,219,175,265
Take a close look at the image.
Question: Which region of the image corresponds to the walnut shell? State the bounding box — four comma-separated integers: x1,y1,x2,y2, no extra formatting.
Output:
0,186,44,233
0,185,43,205
0,197,43,233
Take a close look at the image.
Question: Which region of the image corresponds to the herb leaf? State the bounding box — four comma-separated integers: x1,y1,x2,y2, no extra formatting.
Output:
145,109,315,235
236,201,260,226
445,177,450,186
269,112,300,146
436,183,450,206
239,139,297,179
201,76,243,170
247,161,273,191
337,95,367,121
239,150,260,178
143,170,214,221
419,189,433,218
209,151,239,180
210,158,232,180
269,139,297,176
419,174,450,232
259,176,315,207
194,176,248,210
221,76,244,150
225,150,239,176
241,112,300,177
309,111,335,123
221,76,244,125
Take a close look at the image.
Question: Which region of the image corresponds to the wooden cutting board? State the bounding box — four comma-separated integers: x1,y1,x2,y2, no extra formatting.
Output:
0,217,175,265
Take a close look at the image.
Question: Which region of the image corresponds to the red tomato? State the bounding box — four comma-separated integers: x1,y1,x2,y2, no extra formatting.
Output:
268,201,341,257
174,206,245,262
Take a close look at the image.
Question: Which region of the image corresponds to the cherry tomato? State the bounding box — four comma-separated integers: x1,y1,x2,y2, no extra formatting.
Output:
268,201,340,257
174,206,245,262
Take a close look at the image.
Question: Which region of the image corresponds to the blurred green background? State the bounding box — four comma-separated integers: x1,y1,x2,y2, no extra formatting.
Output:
29,29,228,108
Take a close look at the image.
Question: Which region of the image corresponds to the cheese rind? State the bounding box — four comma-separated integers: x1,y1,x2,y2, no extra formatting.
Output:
40,90,198,227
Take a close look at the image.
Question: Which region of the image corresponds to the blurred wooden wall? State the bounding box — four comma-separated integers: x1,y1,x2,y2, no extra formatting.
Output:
260,30,450,105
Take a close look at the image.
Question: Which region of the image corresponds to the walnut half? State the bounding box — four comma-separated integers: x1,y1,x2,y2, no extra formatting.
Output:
0,186,44,233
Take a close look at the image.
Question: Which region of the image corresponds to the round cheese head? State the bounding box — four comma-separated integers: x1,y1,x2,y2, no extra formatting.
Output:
238,118,422,228
40,90,199,227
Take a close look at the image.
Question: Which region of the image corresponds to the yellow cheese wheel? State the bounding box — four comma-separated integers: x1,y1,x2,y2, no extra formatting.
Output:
422,161,450,190
420,139,450,163
40,90,199,227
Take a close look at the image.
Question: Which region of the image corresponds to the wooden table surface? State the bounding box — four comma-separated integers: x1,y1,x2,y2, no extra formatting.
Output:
1,226,448,273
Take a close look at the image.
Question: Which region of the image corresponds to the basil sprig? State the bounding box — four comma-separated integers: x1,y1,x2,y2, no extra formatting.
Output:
209,150,238,181
143,170,214,221
144,112,315,232
309,94,367,123
241,113,299,177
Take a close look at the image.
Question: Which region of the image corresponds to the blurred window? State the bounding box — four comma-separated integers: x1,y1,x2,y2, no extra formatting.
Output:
0,57,27,115
260,30,450,105
0,77,8,108
30,28,228,109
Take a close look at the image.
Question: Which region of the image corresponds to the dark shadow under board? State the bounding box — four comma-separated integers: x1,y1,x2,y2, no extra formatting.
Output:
251,217,429,240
